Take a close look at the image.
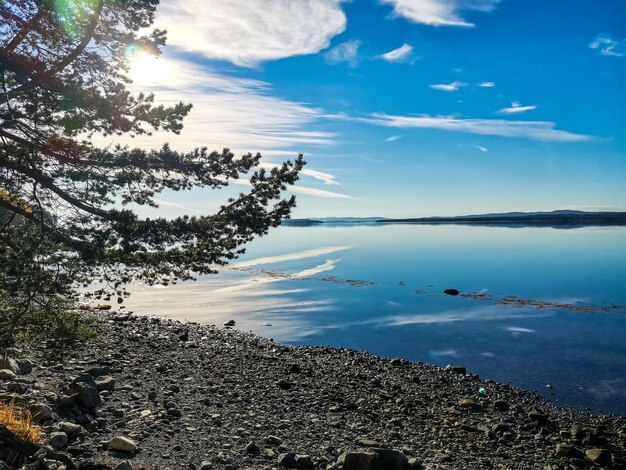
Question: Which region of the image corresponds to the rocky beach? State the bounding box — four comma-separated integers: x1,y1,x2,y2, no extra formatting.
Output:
1,310,625,470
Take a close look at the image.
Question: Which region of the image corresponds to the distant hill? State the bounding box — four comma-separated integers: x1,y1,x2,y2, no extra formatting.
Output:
284,217,386,225
380,210,626,226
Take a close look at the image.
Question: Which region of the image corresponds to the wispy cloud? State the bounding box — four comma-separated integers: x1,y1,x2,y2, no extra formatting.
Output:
497,101,537,114
154,199,202,213
233,246,352,268
325,40,363,66
430,80,466,92
259,163,340,186
380,0,500,27
381,43,416,63
589,35,625,58
362,113,591,142
96,56,334,153
478,81,495,88
156,0,346,67
230,177,352,199
473,145,488,152
386,135,402,142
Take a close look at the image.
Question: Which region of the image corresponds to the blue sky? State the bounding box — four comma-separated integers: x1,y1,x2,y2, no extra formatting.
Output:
114,0,626,218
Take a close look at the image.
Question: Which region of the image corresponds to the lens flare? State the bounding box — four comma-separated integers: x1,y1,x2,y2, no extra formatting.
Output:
51,0,99,40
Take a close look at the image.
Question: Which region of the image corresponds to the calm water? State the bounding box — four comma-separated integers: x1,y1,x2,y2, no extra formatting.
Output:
125,224,626,416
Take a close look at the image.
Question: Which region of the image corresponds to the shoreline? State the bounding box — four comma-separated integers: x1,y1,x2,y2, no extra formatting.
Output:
1,310,625,469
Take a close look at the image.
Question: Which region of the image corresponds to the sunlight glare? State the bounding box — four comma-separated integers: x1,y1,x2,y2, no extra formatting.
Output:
128,54,168,85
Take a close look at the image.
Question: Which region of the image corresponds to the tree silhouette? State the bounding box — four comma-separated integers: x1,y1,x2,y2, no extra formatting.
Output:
0,0,305,345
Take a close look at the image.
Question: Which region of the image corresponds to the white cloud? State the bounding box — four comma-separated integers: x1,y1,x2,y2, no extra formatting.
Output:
473,145,488,152
156,0,347,67
325,40,363,66
380,0,500,27
99,55,334,153
381,43,416,63
497,101,537,114
362,113,591,142
430,80,466,92
386,135,402,142
589,35,625,58
230,177,352,199
259,162,340,186
478,81,495,88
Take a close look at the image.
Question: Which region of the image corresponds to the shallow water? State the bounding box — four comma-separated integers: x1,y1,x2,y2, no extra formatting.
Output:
125,224,626,416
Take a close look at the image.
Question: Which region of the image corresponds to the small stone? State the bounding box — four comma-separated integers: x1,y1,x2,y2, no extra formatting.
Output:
528,410,548,424
29,403,53,422
69,379,102,409
223,319,236,327
295,454,314,469
0,357,19,374
108,436,137,452
0,369,18,381
49,431,68,449
444,288,460,296
357,439,380,448
278,452,297,468
342,450,378,470
265,435,282,446
277,379,292,390
493,423,513,433
458,399,483,410
555,444,583,459
445,364,467,375
199,461,212,470
96,376,116,392
16,359,33,375
245,441,260,455
58,421,82,436
114,462,133,470
585,448,611,466
494,400,510,412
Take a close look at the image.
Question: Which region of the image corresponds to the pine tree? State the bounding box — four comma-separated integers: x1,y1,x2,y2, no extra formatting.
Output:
0,0,305,346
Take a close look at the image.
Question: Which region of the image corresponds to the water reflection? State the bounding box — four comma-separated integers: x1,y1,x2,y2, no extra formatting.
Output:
123,224,626,415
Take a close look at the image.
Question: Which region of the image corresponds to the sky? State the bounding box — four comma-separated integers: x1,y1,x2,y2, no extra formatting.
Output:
110,0,626,218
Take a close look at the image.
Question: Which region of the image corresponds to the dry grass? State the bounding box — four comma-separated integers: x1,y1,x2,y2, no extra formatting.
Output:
0,399,45,444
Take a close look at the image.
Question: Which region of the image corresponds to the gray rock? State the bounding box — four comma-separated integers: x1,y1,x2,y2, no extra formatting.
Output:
494,400,510,412
96,376,116,392
295,454,314,469
69,381,102,409
278,452,297,468
0,369,18,381
342,450,379,470
0,357,19,374
585,448,611,466
199,461,212,470
528,410,548,424
265,435,283,446
223,320,236,327
16,359,33,375
371,448,409,470
458,399,483,411
114,462,133,470
244,441,260,455
445,364,467,375
108,436,137,452
555,444,584,459
30,403,53,422
58,421,83,436
49,431,68,449
86,365,111,377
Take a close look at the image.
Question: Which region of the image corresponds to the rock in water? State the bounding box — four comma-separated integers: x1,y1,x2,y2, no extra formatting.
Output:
444,288,460,296
223,319,236,327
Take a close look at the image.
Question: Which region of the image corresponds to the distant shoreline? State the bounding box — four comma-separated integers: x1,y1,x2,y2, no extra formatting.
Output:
285,211,626,227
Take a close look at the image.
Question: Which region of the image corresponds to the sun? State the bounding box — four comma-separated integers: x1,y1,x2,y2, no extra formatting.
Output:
128,53,168,85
